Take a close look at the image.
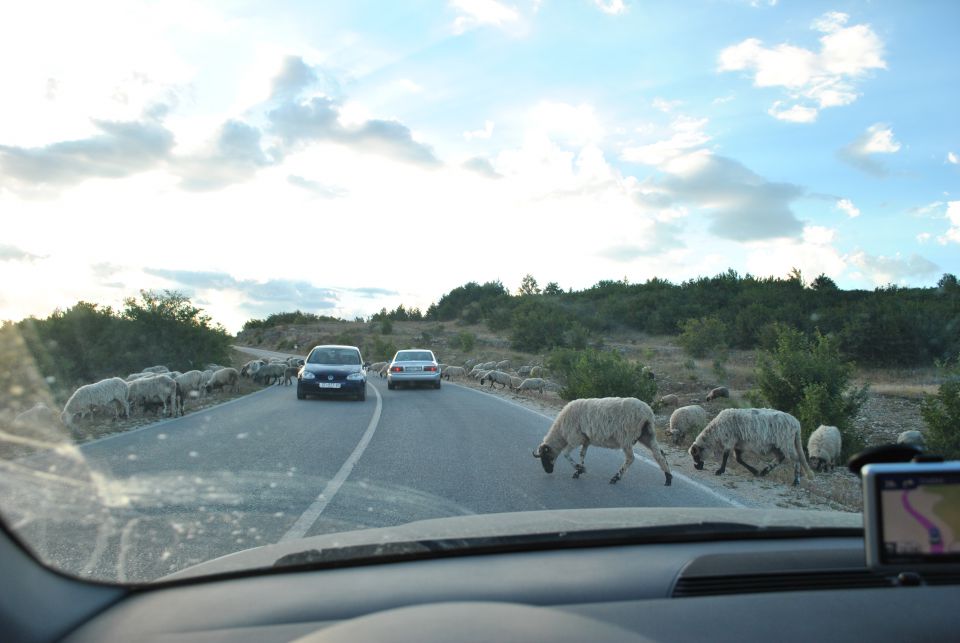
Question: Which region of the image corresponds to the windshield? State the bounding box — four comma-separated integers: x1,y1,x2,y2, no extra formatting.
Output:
1,1,958,585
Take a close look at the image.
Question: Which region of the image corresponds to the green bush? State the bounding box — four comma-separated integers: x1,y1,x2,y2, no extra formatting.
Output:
450,331,476,352
379,319,393,335
677,316,728,358
922,359,960,458
369,336,398,362
546,348,656,403
755,325,868,458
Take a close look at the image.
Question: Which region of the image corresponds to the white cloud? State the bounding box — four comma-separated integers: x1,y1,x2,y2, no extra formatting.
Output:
847,251,939,286
594,1,628,16
838,123,900,176
916,232,932,244
718,12,885,122
652,97,682,113
526,101,603,146
836,198,861,218
938,201,960,245
948,151,959,165
464,120,495,140
450,0,521,34
621,116,710,166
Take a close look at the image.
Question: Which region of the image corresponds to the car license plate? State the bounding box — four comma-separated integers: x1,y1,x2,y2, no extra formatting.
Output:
406,366,422,371
317,383,340,388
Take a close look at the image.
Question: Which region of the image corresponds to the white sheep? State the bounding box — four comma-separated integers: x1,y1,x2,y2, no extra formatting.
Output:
530,366,545,378
513,377,547,395
367,361,387,374
667,405,708,446
517,365,533,377
480,370,513,389
688,408,814,486
442,366,467,380
60,378,130,428
254,363,285,385
128,374,178,417
174,370,204,415
198,369,215,391
282,366,299,386
125,372,152,382
240,360,265,378
203,367,240,394
658,394,680,408
807,425,842,472
141,365,169,374
496,359,512,370
533,397,673,486
706,386,729,401
897,430,925,448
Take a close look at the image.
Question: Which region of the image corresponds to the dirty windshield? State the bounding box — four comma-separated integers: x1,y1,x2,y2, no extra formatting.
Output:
1,1,958,584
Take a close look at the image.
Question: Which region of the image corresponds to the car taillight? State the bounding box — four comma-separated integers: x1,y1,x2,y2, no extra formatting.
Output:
424,366,437,372
391,366,403,372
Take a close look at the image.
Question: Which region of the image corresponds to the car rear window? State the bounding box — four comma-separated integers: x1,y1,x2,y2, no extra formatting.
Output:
396,351,433,362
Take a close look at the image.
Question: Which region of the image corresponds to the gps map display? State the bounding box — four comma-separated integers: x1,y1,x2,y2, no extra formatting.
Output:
879,472,960,564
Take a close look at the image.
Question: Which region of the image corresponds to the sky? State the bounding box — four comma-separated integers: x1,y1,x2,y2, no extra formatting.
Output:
0,0,957,333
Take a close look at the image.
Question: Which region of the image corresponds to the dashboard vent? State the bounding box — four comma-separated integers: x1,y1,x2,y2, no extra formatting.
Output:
672,569,893,597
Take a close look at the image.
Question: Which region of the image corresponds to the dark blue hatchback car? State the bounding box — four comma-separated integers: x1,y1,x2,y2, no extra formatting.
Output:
297,344,367,401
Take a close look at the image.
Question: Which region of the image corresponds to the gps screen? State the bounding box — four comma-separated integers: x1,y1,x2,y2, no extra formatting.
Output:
877,471,960,565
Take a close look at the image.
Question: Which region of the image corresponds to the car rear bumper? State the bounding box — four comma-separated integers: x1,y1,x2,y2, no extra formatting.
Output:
387,372,441,384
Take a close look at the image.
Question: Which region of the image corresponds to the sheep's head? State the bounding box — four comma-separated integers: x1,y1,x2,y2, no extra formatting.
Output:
689,443,705,470
532,444,555,473
809,456,825,472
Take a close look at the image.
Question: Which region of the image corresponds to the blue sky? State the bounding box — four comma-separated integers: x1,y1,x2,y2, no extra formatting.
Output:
0,1,957,332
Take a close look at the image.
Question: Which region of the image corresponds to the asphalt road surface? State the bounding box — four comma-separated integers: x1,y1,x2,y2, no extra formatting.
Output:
5,370,736,583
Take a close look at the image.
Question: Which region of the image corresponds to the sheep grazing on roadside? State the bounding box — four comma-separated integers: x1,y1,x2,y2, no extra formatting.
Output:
706,386,729,401
141,365,169,374
442,366,467,380
125,372,153,382
658,394,680,408
198,369,215,391
667,405,709,446
282,366,299,386
203,367,240,395
480,370,513,389
496,359,512,371
517,365,533,377
463,358,478,370
367,361,387,375
479,361,498,370
513,377,547,395
128,374,178,417
378,364,389,379
688,408,813,486
240,360,265,378
530,366,545,378
253,363,285,385
61,378,130,428
205,363,224,372
286,356,305,367
174,370,205,416
533,397,672,486
897,430,925,448
807,425,842,472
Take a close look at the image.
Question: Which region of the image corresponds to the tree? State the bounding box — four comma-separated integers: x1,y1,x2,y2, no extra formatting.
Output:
547,348,656,403
922,357,960,458
677,316,728,358
517,274,541,296
543,282,563,296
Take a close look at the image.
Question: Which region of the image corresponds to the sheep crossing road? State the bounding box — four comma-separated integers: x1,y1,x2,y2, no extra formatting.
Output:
7,376,736,583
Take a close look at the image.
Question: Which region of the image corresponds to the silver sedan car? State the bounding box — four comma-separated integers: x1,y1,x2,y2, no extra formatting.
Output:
386,349,441,390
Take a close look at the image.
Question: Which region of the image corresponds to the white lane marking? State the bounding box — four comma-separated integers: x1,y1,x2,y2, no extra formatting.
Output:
279,383,384,542
448,382,744,508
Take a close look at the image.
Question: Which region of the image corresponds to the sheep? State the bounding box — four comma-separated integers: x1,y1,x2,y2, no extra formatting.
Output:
60,378,130,428
530,366,545,378
667,405,709,446
533,397,672,486
203,367,240,395
253,363,285,385
706,386,729,401
463,358,478,370
897,430,925,448
198,369,215,391
282,366,299,386
125,372,152,382
378,364,389,378
517,365,533,377
240,360,265,378
128,374,178,417
807,425,842,472
141,365,169,374
480,370,513,389
286,356,305,367
688,408,814,486
367,361,387,374
480,361,498,370
513,377,547,395
658,394,680,408
496,359,512,371
442,366,467,380
174,370,204,415
205,363,224,372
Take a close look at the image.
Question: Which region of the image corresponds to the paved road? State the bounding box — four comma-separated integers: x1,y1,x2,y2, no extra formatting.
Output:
5,374,735,582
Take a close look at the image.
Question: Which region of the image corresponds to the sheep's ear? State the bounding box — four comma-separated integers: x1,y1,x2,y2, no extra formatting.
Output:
533,445,543,458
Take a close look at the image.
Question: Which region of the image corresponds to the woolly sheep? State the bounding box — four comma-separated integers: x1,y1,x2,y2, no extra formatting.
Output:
480,370,513,389
667,405,709,446
463,358,478,370
496,359,512,370
533,397,672,486
240,360,265,377
254,363,285,385
128,374,178,417
61,378,130,428
513,377,547,395
205,363,224,372
286,356,305,367
807,425,842,472
480,361,498,370
367,361,387,374
174,370,204,415
442,366,467,380
530,366,545,378
706,386,729,401
282,366,299,386
659,394,680,408
141,365,169,374
517,365,533,377
897,430,925,448
689,408,813,486
203,367,240,394
125,372,152,382
378,364,389,378
198,369,215,390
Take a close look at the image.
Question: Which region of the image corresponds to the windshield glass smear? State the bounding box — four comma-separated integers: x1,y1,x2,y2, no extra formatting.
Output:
0,2,957,584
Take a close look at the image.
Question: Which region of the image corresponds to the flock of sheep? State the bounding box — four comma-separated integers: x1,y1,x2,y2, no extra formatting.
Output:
239,356,305,386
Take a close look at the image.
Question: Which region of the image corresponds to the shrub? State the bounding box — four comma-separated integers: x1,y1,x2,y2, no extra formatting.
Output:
755,325,868,458
546,348,656,403
450,331,476,352
370,336,398,362
677,316,728,358
379,319,393,335
922,358,960,458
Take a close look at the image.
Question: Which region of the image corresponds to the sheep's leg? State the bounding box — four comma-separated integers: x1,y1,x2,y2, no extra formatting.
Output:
716,449,730,475
734,449,760,476
638,431,673,486
792,462,801,486
610,447,634,484
572,443,589,478
759,447,786,477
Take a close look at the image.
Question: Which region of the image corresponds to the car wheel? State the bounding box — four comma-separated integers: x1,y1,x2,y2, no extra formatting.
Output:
387,381,395,390
357,386,366,401
435,381,441,389
297,387,306,400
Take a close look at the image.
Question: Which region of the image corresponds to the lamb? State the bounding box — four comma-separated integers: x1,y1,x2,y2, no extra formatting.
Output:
667,405,709,446
442,366,467,380
706,386,729,401
897,430,925,448
128,374,178,417
253,363,285,385
480,370,513,389
174,370,204,415
60,378,130,428
533,397,672,486
513,377,547,395
203,367,240,394
807,425,842,472
688,408,814,486
658,394,680,408
282,366,299,386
